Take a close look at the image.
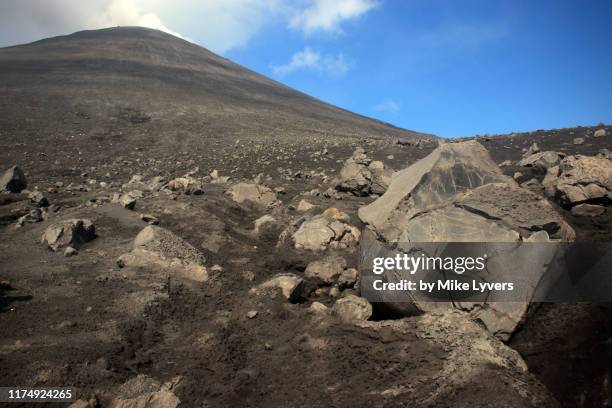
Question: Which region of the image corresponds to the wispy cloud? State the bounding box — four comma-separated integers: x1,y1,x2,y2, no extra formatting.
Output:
374,98,400,113
289,0,378,35
272,47,349,76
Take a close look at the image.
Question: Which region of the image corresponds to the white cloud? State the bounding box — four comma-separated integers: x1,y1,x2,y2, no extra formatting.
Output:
272,47,349,76
374,98,400,113
0,0,286,52
289,0,378,35
148,0,286,53
0,0,378,52
89,0,186,40
0,0,186,46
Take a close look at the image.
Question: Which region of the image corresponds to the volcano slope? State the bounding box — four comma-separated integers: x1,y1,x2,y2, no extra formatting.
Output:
0,27,611,407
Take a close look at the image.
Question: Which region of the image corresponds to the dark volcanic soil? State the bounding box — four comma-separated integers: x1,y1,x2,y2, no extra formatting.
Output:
0,27,611,408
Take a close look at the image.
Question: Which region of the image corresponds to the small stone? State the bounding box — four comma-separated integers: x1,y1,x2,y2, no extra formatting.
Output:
119,194,136,209
309,301,328,314
573,137,584,145
524,142,540,156
596,148,611,160
332,295,372,323
594,128,607,137
297,199,315,212
253,214,276,235
64,246,78,257
16,208,44,227
253,273,305,302
29,191,49,207
338,268,358,289
140,213,159,225
246,310,258,319
304,256,347,285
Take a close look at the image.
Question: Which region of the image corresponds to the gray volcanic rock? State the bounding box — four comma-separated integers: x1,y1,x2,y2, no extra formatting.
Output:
304,255,347,285
358,141,509,241
518,151,564,170
108,375,180,408
133,225,205,265
596,148,611,159
16,208,45,227
570,203,606,217
42,219,96,252
545,155,612,206
292,208,360,251
252,273,306,302
456,183,575,240
118,225,208,282
594,128,607,137
163,176,203,195
397,206,521,242
335,148,392,196
358,141,575,340
332,295,372,323
391,311,556,407
28,190,49,207
297,199,315,212
524,142,540,156
228,182,276,207
360,141,573,242
113,192,137,209
0,166,27,193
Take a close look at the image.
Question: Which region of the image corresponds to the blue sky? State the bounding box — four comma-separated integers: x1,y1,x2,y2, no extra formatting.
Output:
1,0,611,137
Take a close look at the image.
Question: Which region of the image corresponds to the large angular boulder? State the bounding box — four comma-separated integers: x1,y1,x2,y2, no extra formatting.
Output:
335,148,392,196
358,141,575,340
0,166,27,193
228,182,276,207
118,226,208,282
360,141,573,242
41,219,96,251
544,155,612,206
359,141,510,241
